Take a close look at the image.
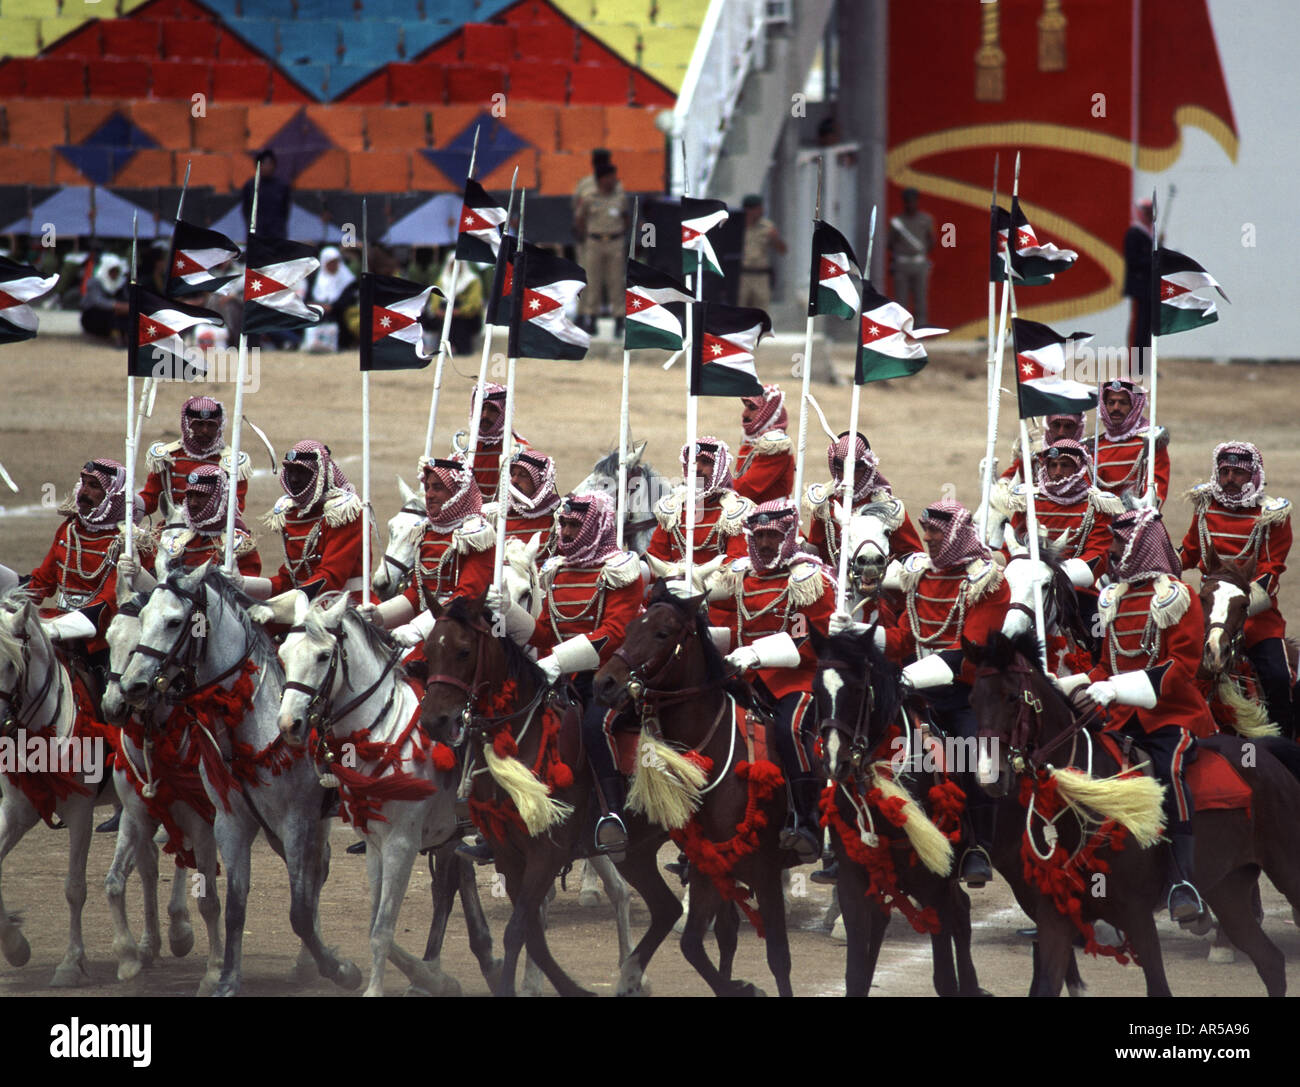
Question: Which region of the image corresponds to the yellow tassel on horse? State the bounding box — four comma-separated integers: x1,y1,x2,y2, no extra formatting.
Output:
626,727,707,831
483,746,573,836
870,762,953,876
1216,676,1280,738
1050,767,1166,847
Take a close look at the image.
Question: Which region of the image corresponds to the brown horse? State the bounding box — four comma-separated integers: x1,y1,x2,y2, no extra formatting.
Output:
967,629,1300,997
418,593,681,997
593,582,796,997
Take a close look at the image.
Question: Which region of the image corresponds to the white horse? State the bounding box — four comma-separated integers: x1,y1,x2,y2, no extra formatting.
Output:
0,591,118,986
118,564,361,997
277,593,464,998
101,592,224,994
574,441,667,555
371,476,426,602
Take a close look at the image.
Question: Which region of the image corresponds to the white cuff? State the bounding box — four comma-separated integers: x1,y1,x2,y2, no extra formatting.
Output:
241,576,273,600
708,626,732,653
1109,669,1158,709
747,631,802,670
42,611,97,642
408,609,437,641
1247,582,1271,617
901,654,955,690
881,559,904,593
375,595,415,628
552,634,600,673
1062,558,1096,589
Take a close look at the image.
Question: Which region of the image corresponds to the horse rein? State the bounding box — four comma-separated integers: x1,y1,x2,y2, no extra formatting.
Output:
612,601,726,710
379,503,425,594
817,657,877,782
0,629,64,736
284,621,404,744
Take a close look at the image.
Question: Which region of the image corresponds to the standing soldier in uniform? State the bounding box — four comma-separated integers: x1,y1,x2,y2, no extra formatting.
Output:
574,162,628,336
738,194,787,311
887,187,935,326
138,395,250,522
733,384,795,505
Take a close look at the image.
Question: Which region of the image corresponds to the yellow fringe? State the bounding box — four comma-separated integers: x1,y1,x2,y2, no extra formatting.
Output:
1050,767,1166,848
1216,677,1280,738
483,746,573,837
870,762,953,876
625,728,707,831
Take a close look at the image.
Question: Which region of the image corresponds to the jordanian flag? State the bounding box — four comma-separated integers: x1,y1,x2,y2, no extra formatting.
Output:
1011,318,1098,419
989,204,1012,283
855,283,946,384
360,273,441,371
165,219,240,298
454,178,507,266
808,219,860,320
128,285,224,379
242,236,323,334
507,242,589,361
689,301,770,397
0,256,58,345
1156,249,1228,335
1007,196,1077,285
485,231,517,327
625,258,693,350
681,196,728,279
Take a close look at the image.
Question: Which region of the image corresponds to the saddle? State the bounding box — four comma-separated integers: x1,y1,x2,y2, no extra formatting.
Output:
1099,731,1252,817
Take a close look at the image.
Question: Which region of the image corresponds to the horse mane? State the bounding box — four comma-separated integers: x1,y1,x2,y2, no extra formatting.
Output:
645,580,728,685
973,629,1079,723
856,499,899,522
445,594,542,684
1034,538,1091,646
0,588,34,671
823,625,904,731
591,447,665,494
188,566,285,681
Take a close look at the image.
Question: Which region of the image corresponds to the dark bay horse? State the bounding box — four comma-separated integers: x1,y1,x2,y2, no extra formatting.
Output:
967,630,1300,997
593,582,796,997
419,593,681,997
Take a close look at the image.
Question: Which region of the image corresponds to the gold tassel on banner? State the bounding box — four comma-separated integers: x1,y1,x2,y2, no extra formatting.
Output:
975,0,1006,102
1038,0,1067,72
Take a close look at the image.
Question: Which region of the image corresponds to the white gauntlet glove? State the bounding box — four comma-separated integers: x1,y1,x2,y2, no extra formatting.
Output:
485,585,535,644
725,646,761,674
536,655,563,684
392,610,436,649
1084,680,1117,707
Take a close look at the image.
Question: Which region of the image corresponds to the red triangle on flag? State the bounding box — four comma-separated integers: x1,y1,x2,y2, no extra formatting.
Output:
818,256,845,282
501,263,514,298
522,288,562,320
860,315,900,346
173,250,203,276
1016,227,1036,250
138,315,178,346
460,205,491,234
625,289,652,316
682,226,700,243
1161,278,1190,300
372,305,417,342
1016,353,1047,381
701,333,746,362
244,270,289,301
0,290,17,309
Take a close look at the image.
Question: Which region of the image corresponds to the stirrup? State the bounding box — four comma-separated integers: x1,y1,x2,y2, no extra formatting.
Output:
1169,881,1207,928
959,846,993,888
779,824,821,864
595,813,628,864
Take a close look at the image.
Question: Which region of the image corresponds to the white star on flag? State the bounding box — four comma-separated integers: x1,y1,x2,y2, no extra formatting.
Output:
250,279,261,291
380,315,391,327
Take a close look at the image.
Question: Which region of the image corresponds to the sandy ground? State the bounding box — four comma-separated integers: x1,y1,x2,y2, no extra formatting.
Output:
0,329,1298,1000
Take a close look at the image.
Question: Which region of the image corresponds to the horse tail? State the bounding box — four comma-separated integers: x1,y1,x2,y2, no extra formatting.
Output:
1049,767,1165,847
869,762,953,876
625,727,707,830
483,746,574,836
1215,675,1280,738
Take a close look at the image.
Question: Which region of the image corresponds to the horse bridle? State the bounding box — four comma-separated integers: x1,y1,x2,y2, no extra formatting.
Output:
283,620,404,740
818,658,876,780
976,655,1093,776
132,581,259,701
378,503,426,594
0,627,62,736
611,601,709,709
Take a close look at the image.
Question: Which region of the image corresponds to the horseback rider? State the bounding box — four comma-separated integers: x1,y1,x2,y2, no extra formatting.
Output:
1178,441,1294,737
998,412,1086,484
733,385,795,505
119,463,261,589
25,457,150,691
646,438,753,582
805,431,923,569
222,440,365,602
1074,506,1217,925
451,382,531,503
138,396,250,522
496,448,561,556
490,491,643,860
709,500,836,863
1094,380,1169,506
868,499,1011,886
363,457,495,647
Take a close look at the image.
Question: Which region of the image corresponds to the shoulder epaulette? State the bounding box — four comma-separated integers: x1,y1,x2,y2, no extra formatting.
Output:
1149,574,1190,628
653,485,684,531
749,430,793,457
322,489,362,527
600,550,642,589
1097,582,1124,629
712,557,751,597
1259,495,1291,526
804,481,832,517
1153,425,1170,449
787,560,832,608
898,551,931,592
453,514,495,553
964,557,1003,601
145,439,182,475
1184,482,1214,510
1089,488,1126,516
219,446,253,482
449,429,469,456
263,494,294,531
717,490,753,534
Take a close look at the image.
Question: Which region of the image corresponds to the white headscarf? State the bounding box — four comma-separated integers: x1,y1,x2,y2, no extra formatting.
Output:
94,254,127,295
311,246,355,306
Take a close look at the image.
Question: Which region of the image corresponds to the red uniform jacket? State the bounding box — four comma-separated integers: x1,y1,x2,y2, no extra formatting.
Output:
883,554,1010,685
1095,428,1170,505
804,484,924,569
264,490,366,598
732,432,795,506
1178,486,1291,647
1090,576,1217,737
504,511,557,558
530,551,644,665
709,556,836,699
453,432,530,503
646,487,752,571
1006,485,1120,576
139,441,250,519
155,525,261,578
401,516,495,612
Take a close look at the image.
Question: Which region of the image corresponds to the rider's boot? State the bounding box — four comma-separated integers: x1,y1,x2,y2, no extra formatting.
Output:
778,775,823,864
1168,828,1208,927
959,801,995,887
810,844,838,885
594,774,628,864
455,832,494,864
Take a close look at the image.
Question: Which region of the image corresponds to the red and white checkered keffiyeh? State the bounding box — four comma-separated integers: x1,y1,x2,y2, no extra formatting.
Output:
827,432,890,505
420,457,482,531
921,499,991,570
180,395,224,458
741,384,788,439
1101,381,1149,441
1037,439,1092,505
507,449,561,518
280,439,353,511
471,382,508,445
1045,413,1086,442
680,436,735,499
182,463,245,533
75,457,129,529
1110,506,1181,582
556,490,620,566
743,500,815,573
1210,441,1265,510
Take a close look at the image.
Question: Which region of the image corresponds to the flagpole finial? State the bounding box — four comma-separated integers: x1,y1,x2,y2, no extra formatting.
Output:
865,204,878,277
176,159,192,221
249,159,262,237
1012,151,1022,195
628,194,640,261
130,211,139,286
468,124,481,180
518,188,527,245
361,198,369,275
814,155,823,221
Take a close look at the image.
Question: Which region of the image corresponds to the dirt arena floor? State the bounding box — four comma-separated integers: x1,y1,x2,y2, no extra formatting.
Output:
1,329,1298,1001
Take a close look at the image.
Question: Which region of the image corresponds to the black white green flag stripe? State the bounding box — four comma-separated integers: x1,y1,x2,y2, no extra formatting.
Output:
1008,196,1077,285
485,231,517,327
689,301,770,397
808,219,860,319
1156,249,1227,335
855,283,946,384
454,178,507,266
625,258,692,350
165,218,240,298
128,285,224,379
1011,318,1097,419
242,236,322,334
360,273,441,371
0,256,58,345
507,242,589,361
681,196,728,279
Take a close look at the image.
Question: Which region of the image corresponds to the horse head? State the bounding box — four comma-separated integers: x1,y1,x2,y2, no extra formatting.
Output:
842,510,891,610
102,592,150,726
277,593,350,747
372,475,426,600
809,623,903,785
119,561,210,706
419,592,502,743
1200,544,1255,677
576,442,662,552
0,591,41,733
